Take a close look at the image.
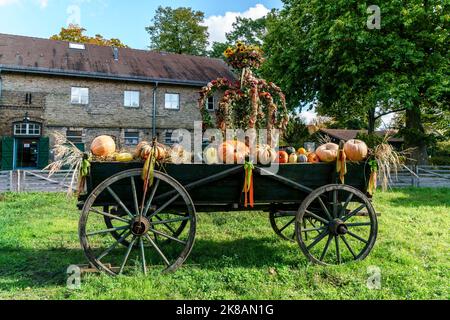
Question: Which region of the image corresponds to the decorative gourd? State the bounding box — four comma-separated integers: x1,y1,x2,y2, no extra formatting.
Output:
277,151,289,164
298,154,308,163
135,141,167,161
297,148,307,155
217,140,249,164
316,143,339,163
115,153,134,162
289,153,298,164
344,139,368,161
307,152,320,163
257,144,277,164
170,144,191,164
285,147,296,155
204,146,219,164
91,135,116,157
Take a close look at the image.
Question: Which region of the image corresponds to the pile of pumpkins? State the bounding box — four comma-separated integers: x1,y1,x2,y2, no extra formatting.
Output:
279,139,368,164
90,135,369,165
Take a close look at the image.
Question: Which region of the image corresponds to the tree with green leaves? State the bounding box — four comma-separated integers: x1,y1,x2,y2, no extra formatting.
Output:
51,24,128,47
146,6,209,56
263,0,449,164
209,16,268,58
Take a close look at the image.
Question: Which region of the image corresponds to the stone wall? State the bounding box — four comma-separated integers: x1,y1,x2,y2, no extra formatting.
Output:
0,73,220,148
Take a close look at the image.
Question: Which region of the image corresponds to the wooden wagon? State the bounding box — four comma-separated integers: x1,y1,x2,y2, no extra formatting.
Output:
77,162,378,275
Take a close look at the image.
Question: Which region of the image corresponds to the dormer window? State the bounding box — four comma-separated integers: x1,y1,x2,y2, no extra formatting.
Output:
69,43,85,50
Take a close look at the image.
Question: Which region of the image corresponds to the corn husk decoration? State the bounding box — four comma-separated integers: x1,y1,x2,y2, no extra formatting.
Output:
368,159,379,195
242,161,255,208
336,140,347,184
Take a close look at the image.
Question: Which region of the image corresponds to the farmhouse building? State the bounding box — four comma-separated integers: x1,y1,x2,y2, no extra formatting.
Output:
0,33,234,170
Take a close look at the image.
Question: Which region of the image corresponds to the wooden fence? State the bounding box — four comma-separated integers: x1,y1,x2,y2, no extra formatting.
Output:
0,166,449,194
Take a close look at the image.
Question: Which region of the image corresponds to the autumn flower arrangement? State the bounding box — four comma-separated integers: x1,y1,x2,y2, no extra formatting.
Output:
199,43,288,144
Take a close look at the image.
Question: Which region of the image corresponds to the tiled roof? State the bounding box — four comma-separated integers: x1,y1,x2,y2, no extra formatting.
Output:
0,33,236,86
319,128,404,143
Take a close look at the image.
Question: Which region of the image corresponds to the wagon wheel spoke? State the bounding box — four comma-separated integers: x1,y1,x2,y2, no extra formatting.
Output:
331,190,338,218
97,230,131,261
335,236,341,264
130,176,140,216
308,218,323,236
305,210,329,224
90,208,131,224
140,237,147,275
142,179,160,216
87,225,129,237
346,222,372,228
320,234,333,261
317,197,333,221
302,226,327,233
306,230,329,251
279,218,296,233
340,193,354,218
107,187,135,219
119,236,137,275
149,228,187,245
145,234,170,266
347,230,369,244
342,204,366,222
151,216,190,225
147,194,181,220
340,235,357,259
154,215,177,234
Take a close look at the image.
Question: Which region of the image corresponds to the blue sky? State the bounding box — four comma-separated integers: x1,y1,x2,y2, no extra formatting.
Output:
0,0,283,49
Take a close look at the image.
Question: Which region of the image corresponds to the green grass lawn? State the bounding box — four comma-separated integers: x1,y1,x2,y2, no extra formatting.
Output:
0,188,449,300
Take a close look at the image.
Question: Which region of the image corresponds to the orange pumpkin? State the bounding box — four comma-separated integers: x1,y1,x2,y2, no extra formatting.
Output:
316,143,339,163
277,151,289,164
307,152,320,163
257,144,277,164
135,141,167,161
218,140,249,164
91,135,116,157
344,139,368,161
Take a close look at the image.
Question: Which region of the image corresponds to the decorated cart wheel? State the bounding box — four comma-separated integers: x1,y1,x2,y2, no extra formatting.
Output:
79,169,196,276
270,210,326,242
295,185,378,266
103,207,189,248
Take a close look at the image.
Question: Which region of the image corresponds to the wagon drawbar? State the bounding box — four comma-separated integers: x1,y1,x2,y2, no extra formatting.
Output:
77,162,378,275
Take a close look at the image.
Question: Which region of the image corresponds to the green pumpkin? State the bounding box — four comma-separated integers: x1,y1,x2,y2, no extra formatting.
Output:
285,147,296,155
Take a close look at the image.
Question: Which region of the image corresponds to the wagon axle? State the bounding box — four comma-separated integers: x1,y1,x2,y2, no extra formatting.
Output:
131,217,151,236
329,219,349,236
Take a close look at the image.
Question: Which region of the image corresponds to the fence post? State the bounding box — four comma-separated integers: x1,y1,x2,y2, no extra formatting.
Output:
415,166,420,187
9,171,13,192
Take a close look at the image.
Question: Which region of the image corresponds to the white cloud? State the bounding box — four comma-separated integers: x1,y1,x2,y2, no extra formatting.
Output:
203,4,270,45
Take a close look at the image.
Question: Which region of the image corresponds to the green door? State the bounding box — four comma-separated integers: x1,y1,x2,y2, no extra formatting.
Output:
1,137,14,170
37,137,50,169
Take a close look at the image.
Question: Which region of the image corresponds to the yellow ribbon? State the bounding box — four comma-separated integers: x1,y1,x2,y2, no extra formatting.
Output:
243,161,255,208
336,148,347,184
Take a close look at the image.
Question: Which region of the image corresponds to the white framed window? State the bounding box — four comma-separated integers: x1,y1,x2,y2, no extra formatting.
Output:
14,122,41,136
124,91,140,108
165,93,180,110
124,132,140,146
206,96,215,111
71,87,89,105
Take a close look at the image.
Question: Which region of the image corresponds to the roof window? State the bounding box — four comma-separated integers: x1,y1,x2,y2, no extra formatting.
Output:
69,43,85,50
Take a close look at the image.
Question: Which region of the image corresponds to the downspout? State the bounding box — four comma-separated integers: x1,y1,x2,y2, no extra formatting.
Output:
152,82,159,139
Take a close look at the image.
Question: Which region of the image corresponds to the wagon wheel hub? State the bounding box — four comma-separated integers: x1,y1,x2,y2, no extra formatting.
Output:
329,219,348,236
131,216,151,236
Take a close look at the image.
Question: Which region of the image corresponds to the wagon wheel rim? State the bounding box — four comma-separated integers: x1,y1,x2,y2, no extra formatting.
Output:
295,184,378,266
79,169,196,276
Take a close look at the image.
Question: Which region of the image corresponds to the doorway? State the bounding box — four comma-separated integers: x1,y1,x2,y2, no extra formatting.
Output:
15,138,39,169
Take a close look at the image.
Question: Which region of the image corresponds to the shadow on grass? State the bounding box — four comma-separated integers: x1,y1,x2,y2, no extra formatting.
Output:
0,237,304,291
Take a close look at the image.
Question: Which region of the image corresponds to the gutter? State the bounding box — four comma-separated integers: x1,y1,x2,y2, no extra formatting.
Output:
152,82,159,138
0,65,208,87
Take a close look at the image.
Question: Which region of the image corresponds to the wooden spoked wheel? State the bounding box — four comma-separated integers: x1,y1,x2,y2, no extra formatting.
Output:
79,169,196,276
295,185,378,266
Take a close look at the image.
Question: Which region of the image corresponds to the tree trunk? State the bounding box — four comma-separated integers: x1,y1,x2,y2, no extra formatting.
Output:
368,108,376,134
405,105,429,165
